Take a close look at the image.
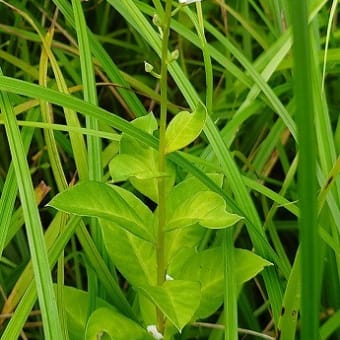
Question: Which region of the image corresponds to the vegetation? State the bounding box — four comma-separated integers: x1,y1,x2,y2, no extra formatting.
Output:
0,0,339,339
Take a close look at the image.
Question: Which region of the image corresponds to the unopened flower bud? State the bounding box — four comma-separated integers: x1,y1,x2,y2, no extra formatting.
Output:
179,0,201,4
144,61,154,73
170,49,179,61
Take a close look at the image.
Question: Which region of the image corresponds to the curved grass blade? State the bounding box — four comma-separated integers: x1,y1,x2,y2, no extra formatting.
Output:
0,76,282,268
0,109,38,262
0,68,63,339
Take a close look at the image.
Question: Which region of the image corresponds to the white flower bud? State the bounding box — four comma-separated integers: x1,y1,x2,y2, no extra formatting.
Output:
153,14,162,27
166,274,174,281
179,0,201,4
170,49,179,61
147,325,164,340
144,61,154,73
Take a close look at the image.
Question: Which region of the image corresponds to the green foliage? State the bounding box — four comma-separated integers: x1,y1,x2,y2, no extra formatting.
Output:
165,102,207,154
85,307,152,340
0,0,339,339
109,112,176,203
140,280,201,332
58,286,115,339
165,190,242,230
47,105,249,336
168,247,272,319
101,219,156,287
49,181,155,242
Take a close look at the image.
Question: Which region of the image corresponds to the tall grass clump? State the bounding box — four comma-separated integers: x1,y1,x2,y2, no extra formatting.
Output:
0,0,339,339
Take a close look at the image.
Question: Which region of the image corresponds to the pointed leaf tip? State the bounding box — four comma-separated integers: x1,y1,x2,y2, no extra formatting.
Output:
166,191,243,230
165,102,207,154
140,280,200,331
48,181,154,241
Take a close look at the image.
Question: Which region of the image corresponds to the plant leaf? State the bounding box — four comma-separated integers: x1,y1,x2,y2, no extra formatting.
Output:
166,191,243,230
165,226,204,266
168,247,223,319
85,307,152,340
235,248,273,284
109,152,176,203
168,247,272,318
48,181,154,241
130,111,158,135
140,280,201,332
167,173,223,207
110,154,166,181
120,112,157,156
165,102,207,154
110,112,176,202
165,173,224,221
55,285,115,340
101,219,156,287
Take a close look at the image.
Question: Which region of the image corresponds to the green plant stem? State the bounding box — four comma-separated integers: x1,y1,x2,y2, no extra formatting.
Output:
156,0,173,334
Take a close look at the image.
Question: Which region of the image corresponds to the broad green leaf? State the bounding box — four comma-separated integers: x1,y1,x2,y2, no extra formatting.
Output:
101,219,156,287
110,112,176,202
166,191,243,230
85,307,152,340
55,285,115,340
165,226,204,266
130,111,158,134
119,112,157,156
168,247,272,319
109,152,176,203
152,174,224,231
110,146,162,203
168,247,223,319
160,175,227,263
166,173,224,213
140,280,201,332
48,181,154,241
109,154,166,181
129,168,175,203
165,102,207,154
235,248,273,284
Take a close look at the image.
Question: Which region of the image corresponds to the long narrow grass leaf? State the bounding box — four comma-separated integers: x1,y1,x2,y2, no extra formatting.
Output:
289,1,320,338
0,67,63,339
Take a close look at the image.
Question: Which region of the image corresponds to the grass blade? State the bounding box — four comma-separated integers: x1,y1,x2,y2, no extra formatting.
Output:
109,0,283,321
0,67,63,339
1,214,79,340
0,109,38,260
289,1,320,338
71,0,104,309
